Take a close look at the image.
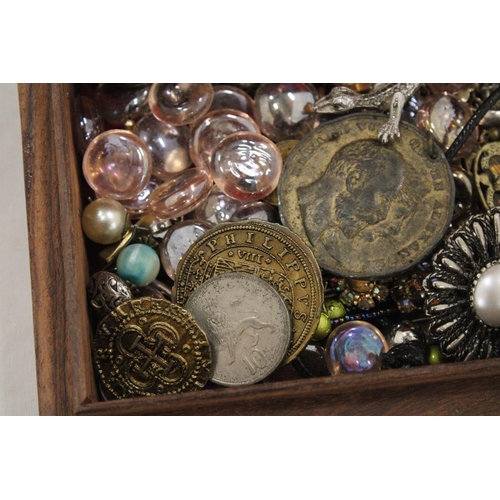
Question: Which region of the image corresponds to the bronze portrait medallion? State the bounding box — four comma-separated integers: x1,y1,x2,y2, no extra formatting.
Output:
278,113,455,279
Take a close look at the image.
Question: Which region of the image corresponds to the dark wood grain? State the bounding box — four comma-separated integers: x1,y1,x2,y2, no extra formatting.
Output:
19,83,500,416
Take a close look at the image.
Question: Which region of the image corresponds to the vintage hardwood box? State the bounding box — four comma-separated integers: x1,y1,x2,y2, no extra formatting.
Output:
19,83,500,415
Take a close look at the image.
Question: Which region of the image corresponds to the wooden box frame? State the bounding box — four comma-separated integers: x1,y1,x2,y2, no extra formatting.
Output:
19,83,500,415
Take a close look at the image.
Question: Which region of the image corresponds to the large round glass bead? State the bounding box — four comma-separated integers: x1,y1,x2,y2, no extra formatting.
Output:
416,93,478,158
83,130,152,200
159,220,213,280
210,85,255,118
73,95,105,156
253,83,319,142
133,114,191,180
116,243,160,287
81,198,129,245
194,185,242,224
147,168,212,219
189,109,260,172
472,263,500,327
325,321,389,375
94,83,151,127
212,131,283,202
148,83,213,126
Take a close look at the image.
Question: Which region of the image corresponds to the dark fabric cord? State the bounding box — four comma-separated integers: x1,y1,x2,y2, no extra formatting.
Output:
445,85,500,162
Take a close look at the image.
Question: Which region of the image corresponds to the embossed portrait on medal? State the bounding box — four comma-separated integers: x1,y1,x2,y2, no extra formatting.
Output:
278,114,455,279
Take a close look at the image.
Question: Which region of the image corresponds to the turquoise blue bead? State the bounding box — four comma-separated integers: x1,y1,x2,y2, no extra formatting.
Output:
116,243,160,287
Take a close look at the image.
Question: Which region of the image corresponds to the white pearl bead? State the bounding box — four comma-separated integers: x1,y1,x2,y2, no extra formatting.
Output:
473,263,500,327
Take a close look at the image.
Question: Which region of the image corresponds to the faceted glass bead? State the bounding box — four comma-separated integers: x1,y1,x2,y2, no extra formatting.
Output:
325,321,389,375
194,185,242,224
148,83,214,126
210,85,255,118
147,168,213,219
119,176,161,219
253,83,319,142
230,201,280,223
387,321,425,348
416,93,478,158
74,95,105,156
133,113,191,180
83,130,152,200
190,109,260,172
427,83,474,95
94,83,151,127
159,220,213,280
116,243,161,287
212,131,283,202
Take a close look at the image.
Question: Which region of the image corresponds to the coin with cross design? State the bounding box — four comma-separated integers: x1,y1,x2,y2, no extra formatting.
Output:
93,297,212,399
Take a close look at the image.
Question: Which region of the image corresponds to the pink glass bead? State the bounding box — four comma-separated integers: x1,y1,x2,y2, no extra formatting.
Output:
119,176,161,219
160,220,213,280
74,95,105,156
212,131,283,202
190,109,260,172
94,83,151,127
133,113,191,180
83,130,152,200
194,185,242,224
210,85,255,118
147,168,213,219
416,93,478,158
254,83,320,142
148,83,214,126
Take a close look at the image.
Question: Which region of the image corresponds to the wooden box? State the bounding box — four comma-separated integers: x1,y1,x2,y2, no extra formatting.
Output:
19,83,500,416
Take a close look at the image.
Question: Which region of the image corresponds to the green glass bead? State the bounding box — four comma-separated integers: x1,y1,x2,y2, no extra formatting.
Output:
325,299,346,320
428,345,443,365
116,243,161,287
312,312,331,341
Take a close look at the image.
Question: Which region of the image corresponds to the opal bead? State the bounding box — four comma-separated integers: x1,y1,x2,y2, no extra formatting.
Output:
325,321,389,375
212,131,283,202
210,85,255,118
189,108,260,172
194,185,242,224
416,93,478,158
116,243,161,287
83,130,152,200
159,220,213,280
230,201,280,223
148,83,214,126
94,83,151,127
73,96,105,156
82,198,129,245
473,263,500,327
133,113,191,180
253,83,319,142
147,168,213,219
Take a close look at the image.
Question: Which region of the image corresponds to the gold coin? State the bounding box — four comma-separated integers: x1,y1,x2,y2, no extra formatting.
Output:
93,297,212,399
278,113,455,279
173,220,324,364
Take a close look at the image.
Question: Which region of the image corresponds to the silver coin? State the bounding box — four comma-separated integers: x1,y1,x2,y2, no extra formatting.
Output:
184,272,292,386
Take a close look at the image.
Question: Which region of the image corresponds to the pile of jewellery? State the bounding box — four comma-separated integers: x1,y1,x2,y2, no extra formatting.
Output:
77,82,500,399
